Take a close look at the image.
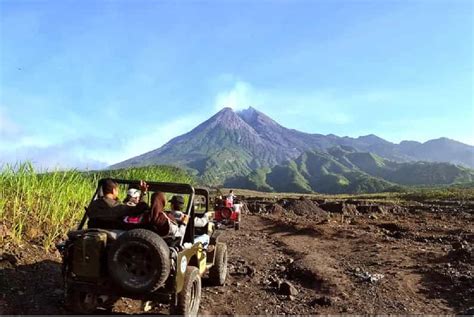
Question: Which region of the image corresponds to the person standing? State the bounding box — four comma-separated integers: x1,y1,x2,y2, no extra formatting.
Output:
226,190,236,207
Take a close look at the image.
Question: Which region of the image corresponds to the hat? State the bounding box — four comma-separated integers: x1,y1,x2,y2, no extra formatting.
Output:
169,195,185,205
127,188,141,198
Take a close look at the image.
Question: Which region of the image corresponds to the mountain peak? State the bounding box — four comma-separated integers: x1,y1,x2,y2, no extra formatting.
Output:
237,106,280,128
237,106,258,117
215,106,235,116
219,106,234,112
357,134,391,144
204,107,250,130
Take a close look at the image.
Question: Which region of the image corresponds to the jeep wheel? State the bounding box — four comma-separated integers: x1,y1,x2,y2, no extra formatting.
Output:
209,242,227,286
65,289,98,314
108,229,170,294
172,266,201,316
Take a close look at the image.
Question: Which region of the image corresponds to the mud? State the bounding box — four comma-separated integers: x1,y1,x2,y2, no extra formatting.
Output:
0,199,473,314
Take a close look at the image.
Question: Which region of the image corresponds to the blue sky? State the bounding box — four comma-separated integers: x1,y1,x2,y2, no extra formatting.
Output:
0,0,472,169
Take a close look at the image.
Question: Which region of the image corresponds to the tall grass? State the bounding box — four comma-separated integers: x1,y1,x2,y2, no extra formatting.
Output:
0,162,193,248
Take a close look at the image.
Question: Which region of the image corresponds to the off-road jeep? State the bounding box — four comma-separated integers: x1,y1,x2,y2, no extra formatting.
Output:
214,198,242,230
57,179,228,315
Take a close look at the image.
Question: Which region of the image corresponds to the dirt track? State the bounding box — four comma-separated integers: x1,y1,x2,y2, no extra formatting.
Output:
0,203,473,314
203,211,473,315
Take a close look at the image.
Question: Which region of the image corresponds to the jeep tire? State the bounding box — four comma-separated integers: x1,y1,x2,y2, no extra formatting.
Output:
171,266,201,316
107,229,170,294
209,242,227,286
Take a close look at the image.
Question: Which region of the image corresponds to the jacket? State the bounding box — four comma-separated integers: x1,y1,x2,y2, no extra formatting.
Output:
87,196,148,229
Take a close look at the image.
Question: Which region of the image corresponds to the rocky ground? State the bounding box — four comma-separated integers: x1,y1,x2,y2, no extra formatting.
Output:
0,198,473,315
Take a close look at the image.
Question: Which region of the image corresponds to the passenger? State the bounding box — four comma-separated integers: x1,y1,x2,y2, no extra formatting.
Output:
143,192,178,237
123,188,141,206
123,192,210,248
168,195,210,248
87,179,149,229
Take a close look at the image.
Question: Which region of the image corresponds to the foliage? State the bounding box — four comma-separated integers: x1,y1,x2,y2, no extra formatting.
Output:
0,162,192,248
234,147,474,194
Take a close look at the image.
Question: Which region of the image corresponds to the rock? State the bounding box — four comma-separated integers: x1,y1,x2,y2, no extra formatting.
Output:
247,266,256,277
279,281,298,296
369,273,384,283
277,264,286,272
270,204,286,216
354,270,384,283
239,267,248,274
288,295,295,301
312,296,332,307
358,205,385,214
271,278,282,288
320,202,358,215
142,300,153,312
285,198,328,218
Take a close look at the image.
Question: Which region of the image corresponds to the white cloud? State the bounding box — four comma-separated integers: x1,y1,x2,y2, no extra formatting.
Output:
0,139,110,171
213,78,354,125
214,80,264,110
0,114,208,169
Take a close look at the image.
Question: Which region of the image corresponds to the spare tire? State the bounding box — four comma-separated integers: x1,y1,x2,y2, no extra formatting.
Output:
221,207,232,219
107,229,170,294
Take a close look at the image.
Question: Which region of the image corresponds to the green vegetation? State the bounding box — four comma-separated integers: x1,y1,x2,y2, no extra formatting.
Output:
224,184,474,203
397,186,474,201
0,162,192,248
231,147,474,194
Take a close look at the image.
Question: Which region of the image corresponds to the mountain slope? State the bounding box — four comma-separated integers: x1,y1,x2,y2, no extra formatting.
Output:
112,108,281,184
228,147,474,194
111,107,474,187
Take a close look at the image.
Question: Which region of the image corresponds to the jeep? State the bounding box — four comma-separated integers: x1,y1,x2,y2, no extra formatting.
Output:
57,179,228,315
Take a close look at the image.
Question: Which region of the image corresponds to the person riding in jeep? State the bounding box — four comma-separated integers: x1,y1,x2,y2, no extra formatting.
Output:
123,188,141,206
87,179,149,229
167,195,211,248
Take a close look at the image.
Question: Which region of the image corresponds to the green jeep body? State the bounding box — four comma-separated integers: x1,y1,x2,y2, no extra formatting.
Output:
58,178,227,315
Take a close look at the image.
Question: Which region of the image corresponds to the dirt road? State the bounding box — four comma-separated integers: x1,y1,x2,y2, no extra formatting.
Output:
202,211,472,315
0,205,473,314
